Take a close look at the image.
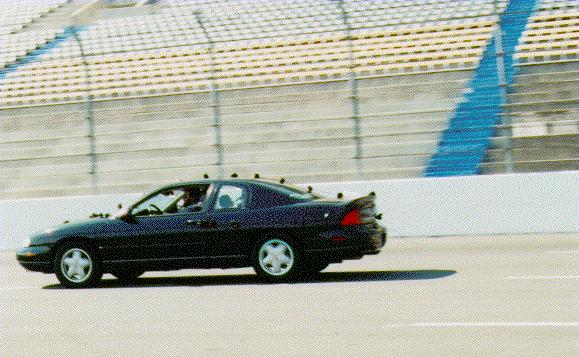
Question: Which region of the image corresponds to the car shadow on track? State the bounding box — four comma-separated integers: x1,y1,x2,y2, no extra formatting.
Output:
42,269,456,290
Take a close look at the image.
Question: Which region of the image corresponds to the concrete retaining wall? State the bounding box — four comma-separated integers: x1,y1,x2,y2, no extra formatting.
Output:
312,171,578,237
1,171,577,250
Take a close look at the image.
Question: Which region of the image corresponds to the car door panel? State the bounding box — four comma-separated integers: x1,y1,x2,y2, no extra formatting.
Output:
99,213,209,262
204,210,255,257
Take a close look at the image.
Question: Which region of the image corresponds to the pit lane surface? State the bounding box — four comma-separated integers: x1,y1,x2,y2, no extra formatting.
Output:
1,234,577,356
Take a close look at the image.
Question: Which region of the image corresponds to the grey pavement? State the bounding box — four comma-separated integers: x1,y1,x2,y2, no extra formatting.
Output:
1,233,577,356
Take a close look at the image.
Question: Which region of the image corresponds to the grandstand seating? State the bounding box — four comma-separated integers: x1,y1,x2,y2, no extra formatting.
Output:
0,0,67,35
0,0,503,105
0,24,494,104
485,0,578,173
0,0,70,69
0,0,577,199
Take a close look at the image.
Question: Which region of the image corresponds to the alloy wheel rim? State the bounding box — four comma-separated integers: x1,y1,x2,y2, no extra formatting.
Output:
60,248,93,283
258,239,294,276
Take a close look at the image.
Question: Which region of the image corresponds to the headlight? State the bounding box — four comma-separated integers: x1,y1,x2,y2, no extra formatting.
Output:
21,238,31,248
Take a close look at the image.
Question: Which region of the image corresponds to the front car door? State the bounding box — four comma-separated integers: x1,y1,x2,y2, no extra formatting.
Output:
100,185,213,265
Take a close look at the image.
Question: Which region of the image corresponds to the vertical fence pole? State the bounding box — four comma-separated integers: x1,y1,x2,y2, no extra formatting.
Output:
494,0,514,173
71,26,98,194
337,0,363,177
195,11,224,179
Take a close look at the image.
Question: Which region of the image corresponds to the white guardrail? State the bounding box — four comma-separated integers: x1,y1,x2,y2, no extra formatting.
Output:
1,171,577,250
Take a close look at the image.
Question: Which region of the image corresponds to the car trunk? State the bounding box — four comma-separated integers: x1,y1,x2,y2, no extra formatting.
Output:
343,195,377,225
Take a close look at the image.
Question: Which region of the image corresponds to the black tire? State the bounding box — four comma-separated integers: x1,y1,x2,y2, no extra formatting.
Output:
53,242,102,288
111,269,145,283
253,238,302,282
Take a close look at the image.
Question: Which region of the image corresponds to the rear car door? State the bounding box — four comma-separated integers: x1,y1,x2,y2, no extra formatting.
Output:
203,183,254,258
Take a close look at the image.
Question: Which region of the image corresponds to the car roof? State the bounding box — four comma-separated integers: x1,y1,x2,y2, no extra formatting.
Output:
154,178,299,193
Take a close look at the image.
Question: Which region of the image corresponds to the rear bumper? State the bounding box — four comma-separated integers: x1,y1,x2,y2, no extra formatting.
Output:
16,246,53,273
307,224,387,261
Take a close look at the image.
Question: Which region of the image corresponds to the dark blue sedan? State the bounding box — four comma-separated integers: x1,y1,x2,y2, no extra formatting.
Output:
17,178,387,288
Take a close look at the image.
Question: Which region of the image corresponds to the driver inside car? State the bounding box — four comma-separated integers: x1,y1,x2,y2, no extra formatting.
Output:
178,187,206,213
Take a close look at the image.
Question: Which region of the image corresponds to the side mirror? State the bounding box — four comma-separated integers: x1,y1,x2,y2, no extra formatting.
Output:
116,207,133,221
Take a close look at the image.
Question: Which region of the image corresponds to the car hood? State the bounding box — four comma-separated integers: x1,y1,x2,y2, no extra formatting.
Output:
55,217,113,234
31,217,115,245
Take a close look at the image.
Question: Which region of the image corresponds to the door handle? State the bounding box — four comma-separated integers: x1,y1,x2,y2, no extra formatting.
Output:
187,219,216,228
229,220,240,229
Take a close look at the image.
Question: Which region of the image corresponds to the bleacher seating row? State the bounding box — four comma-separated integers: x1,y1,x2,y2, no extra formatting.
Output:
0,0,68,69
0,26,492,105
0,32,61,68
0,0,67,35
0,0,86,72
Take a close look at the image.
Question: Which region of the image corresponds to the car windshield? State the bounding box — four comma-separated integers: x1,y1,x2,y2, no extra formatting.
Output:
131,189,184,216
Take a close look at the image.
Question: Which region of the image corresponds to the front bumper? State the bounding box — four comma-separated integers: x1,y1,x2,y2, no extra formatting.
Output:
16,245,53,273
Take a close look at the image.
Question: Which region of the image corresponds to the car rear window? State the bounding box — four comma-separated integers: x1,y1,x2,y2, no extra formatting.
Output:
263,182,319,201
248,182,320,208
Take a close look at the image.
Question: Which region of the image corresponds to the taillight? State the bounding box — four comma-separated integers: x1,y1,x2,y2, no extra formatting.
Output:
341,209,362,226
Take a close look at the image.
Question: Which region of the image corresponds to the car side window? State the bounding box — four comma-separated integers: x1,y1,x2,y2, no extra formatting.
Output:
214,185,246,210
131,189,183,216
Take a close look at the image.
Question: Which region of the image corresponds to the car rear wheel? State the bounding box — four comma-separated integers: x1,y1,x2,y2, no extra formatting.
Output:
54,243,102,288
254,238,300,282
111,270,145,283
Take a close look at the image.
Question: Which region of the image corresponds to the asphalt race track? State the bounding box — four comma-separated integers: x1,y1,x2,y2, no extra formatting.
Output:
1,234,577,356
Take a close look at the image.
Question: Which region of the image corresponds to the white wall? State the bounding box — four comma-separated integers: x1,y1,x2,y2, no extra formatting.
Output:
0,193,140,251
311,171,578,237
1,171,577,250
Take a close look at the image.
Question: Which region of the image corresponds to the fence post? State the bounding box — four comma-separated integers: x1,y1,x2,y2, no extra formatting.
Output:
70,26,98,194
494,0,514,173
337,0,363,177
195,11,224,179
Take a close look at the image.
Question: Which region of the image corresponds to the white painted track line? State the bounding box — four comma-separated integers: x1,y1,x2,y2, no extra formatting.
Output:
412,322,579,328
0,286,37,291
546,250,578,254
505,275,579,280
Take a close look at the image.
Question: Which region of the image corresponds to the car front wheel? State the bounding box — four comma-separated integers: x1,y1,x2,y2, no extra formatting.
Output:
54,243,102,288
254,238,300,282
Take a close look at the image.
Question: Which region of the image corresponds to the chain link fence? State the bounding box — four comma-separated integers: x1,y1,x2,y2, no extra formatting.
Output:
1,0,577,198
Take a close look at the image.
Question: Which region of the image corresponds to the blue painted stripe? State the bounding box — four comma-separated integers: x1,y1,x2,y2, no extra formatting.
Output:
425,0,537,177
